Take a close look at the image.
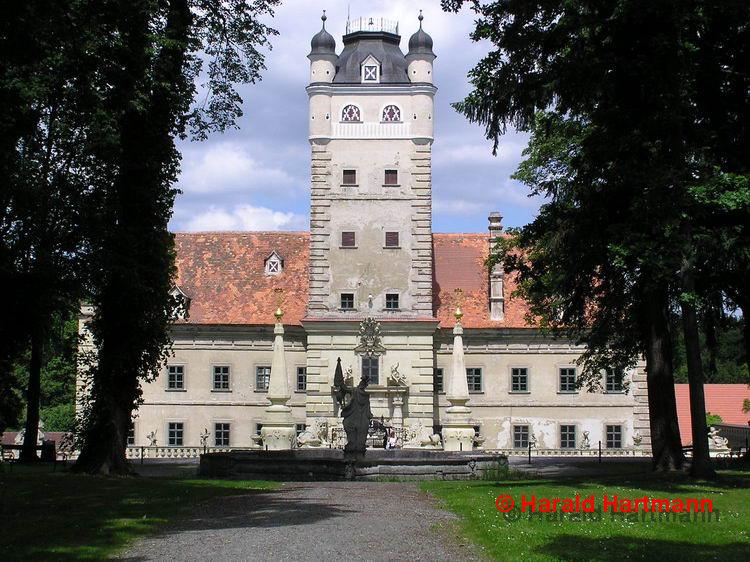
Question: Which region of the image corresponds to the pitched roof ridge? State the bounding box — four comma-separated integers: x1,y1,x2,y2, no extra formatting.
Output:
173,230,310,236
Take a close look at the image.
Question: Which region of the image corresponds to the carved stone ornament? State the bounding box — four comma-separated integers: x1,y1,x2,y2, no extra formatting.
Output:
388,363,407,386
353,317,386,357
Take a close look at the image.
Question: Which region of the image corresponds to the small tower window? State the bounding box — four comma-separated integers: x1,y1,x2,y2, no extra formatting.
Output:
384,169,398,185
264,251,283,276
341,231,356,248
385,293,399,310
341,105,361,122
342,169,357,185
382,105,401,122
384,231,399,248
340,293,355,310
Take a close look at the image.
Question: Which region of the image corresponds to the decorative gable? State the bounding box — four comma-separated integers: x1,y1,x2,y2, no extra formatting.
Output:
264,251,284,276
170,285,191,320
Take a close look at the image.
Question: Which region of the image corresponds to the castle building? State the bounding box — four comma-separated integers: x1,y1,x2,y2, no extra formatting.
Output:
82,15,651,454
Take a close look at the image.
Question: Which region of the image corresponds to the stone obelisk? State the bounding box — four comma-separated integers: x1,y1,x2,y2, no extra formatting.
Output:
260,307,297,450
441,306,475,451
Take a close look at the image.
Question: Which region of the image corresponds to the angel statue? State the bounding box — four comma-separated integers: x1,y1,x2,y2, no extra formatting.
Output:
333,357,372,454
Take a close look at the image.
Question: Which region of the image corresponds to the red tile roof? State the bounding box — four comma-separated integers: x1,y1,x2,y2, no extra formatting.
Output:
174,232,310,326
173,231,531,328
675,384,750,444
432,233,530,329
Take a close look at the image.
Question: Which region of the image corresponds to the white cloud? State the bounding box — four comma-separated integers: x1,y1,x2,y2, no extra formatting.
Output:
178,142,296,194
184,205,307,231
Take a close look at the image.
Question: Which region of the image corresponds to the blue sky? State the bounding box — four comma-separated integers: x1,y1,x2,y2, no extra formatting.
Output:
170,0,542,234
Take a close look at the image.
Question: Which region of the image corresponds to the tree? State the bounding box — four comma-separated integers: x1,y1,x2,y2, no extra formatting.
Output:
73,0,278,474
1,0,92,460
444,0,749,474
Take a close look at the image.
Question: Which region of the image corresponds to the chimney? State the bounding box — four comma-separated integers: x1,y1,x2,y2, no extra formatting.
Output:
488,212,504,321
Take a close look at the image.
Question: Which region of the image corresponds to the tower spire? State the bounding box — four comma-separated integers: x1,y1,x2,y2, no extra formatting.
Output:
418,9,423,29
321,9,327,30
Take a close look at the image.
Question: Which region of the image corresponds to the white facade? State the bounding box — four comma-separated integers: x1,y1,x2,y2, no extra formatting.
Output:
78,16,650,456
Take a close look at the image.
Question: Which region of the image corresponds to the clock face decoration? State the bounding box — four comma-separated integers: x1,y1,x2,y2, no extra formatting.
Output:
363,65,378,81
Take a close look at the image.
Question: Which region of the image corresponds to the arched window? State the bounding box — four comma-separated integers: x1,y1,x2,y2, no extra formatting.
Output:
382,105,401,122
341,105,361,122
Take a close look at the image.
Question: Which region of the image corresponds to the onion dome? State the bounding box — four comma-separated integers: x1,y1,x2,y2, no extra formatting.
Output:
310,12,336,56
407,11,435,58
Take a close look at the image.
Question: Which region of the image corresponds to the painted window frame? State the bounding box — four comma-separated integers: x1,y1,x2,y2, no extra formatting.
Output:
255,365,271,392
212,365,231,392
466,367,483,393
166,364,186,391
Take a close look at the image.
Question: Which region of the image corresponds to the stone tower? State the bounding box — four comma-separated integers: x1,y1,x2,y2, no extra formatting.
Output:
303,13,439,428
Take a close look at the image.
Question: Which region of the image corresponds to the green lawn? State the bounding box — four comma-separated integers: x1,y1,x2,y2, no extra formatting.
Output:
0,464,277,561
423,470,750,561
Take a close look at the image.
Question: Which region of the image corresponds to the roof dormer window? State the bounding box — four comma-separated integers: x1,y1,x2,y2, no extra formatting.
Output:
361,55,380,83
264,251,284,276
170,285,190,320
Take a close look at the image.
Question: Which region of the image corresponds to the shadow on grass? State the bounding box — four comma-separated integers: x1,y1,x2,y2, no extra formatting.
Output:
534,534,749,562
0,471,352,562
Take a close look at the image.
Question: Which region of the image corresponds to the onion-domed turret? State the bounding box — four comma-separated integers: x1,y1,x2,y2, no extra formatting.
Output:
310,12,336,57
407,11,435,60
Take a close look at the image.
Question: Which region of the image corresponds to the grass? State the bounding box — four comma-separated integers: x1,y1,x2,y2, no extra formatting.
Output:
423,469,750,561
0,463,278,561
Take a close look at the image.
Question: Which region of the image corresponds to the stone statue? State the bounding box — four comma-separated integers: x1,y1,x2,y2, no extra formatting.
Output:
580,430,591,449
633,431,643,446
402,420,442,449
297,418,330,448
388,363,407,386
199,428,210,447
146,430,158,447
334,357,372,454
708,426,729,450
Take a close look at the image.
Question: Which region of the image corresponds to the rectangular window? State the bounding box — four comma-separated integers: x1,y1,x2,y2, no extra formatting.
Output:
340,293,355,310
168,422,184,446
127,423,135,446
362,356,379,385
296,423,306,436
606,425,623,449
467,368,483,392
560,425,576,449
605,369,624,392
384,169,398,185
559,368,577,393
167,365,184,390
256,366,271,391
513,425,529,449
214,423,230,447
511,368,529,392
384,231,399,248
342,169,356,185
297,367,307,391
255,423,263,436
385,293,399,310
434,368,443,393
213,366,230,391
341,231,356,248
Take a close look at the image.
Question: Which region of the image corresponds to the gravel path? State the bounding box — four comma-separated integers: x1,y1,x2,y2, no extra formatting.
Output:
119,482,482,562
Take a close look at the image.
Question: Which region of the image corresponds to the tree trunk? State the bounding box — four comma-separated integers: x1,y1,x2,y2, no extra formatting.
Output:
702,295,720,382
679,242,715,478
643,288,684,471
20,327,43,462
72,385,132,474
